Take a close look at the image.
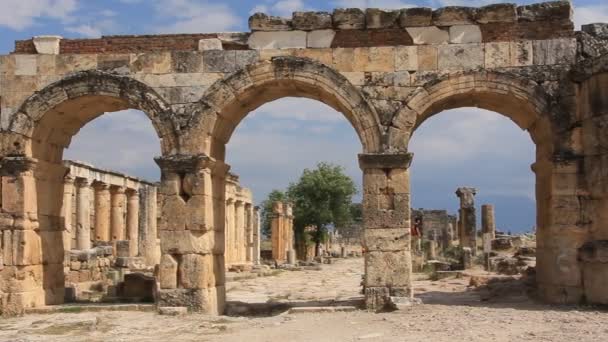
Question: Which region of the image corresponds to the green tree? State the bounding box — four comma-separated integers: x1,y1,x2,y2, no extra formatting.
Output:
287,162,358,256
260,189,286,237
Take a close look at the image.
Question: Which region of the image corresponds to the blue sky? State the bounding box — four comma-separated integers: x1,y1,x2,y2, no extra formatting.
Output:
3,0,608,232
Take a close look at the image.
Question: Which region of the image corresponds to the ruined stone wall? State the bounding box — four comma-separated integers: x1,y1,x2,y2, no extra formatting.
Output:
1,0,607,315
411,209,456,248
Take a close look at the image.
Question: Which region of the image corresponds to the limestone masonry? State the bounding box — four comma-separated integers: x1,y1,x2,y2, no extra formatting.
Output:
1,1,608,315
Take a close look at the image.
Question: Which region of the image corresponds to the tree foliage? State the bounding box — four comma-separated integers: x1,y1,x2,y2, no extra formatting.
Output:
260,189,286,237
287,162,358,254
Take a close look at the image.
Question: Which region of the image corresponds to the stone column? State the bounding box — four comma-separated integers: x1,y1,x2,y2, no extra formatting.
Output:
93,182,111,242
0,156,47,315
225,198,235,265
61,176,75,250
155,154,226,315
253,206,261,265
271,201,284,262
481,204,496,240
75,178,92,250
235,200,245,264
285,203,294,257
126,189,140,257
138,185,159,265
110,186,126,242
245,203,254,263
456,187,477,255
359,153,413,311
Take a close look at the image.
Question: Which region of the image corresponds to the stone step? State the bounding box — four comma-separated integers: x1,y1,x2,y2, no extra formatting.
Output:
25,303,156,315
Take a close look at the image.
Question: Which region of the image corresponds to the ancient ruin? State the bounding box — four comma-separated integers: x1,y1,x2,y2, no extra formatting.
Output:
1,0,608,316
270,201,295,264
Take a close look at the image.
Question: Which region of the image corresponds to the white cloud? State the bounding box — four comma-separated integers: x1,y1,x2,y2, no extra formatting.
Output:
154,0,240,33
247,97,345,123
574,4,608,30
0,0,77,30
66,24,102,38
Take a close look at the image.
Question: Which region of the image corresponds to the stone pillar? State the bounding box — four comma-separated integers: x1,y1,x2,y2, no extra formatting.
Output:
253,206,261,265
61,176,75,250
456,187,477,255
126,189,140,257
285,203,294,258
110,186,126,242
155,154,226,315
0,156,47,315
93,182,111,242
481,204,496,240
271,201,284,262
245,203,254,263
225,198,235,265
359,153,413,311
138,185,159,265
75,178,92,250
235,200,245,264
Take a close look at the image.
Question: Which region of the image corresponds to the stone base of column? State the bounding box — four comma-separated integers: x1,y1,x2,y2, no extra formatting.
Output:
364,286,413,312
157,286,225,315
0,289,46,317
537,283,584,305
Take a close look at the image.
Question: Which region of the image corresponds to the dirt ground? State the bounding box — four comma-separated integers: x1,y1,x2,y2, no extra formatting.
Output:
1,258,607,342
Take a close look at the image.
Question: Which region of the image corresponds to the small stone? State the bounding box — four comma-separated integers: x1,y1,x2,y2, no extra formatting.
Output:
399,8,432,27
365,8,400,29
158,307,188,316
249,13,291,31
292,12,332,31
333,8,365,30
198,39,222,51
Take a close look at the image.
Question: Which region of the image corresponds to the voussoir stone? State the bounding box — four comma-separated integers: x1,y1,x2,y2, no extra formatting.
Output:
517,1,572,22
366,8,401,29
333,8,365,29
449,25,482,44
249,13,292,31
399,8,432,27
432,6,477,26
292,11,332,31
406,27,449,45
248,31,307,49
475,3,517,24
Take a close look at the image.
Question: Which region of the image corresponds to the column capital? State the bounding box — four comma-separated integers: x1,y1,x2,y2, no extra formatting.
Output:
92,181,110,190
75,177,91,187
455,187,477,197
126,188,139,196
226,197,235,205
155,153,216,173
358,153,413,170
64,175,75,184
111,186,126,194
0,156,38,175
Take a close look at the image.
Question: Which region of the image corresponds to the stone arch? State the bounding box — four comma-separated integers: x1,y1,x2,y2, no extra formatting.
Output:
390,71,554,157
185,57,383,159
11,70,179,160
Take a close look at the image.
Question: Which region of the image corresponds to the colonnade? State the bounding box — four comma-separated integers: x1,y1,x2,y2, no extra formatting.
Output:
61,161,160,265
224,173,260,267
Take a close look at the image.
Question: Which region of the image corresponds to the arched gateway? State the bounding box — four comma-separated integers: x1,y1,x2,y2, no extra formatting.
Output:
1,1,608,315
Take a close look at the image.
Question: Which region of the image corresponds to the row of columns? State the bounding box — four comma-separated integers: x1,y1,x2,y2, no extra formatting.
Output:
61,176,158,264
224,199,259,266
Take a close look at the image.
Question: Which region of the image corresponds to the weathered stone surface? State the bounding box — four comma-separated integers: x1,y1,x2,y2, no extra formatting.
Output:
365,9,400,29
532,38,576,65
510,41,533,66
485,42,510,68
449,25,482,44
395,46,418,71
406,27,449,45
432,6,477,26
198,39,222,51
292,12,332,31
249,13,291,31
33,36,61,54
582,23,608,39
417,45,438,70
399,8,432,27
332,8,365,30
438,44,484,70
307,30,336,48
517,1,572,22
475,4,517,23
248,31,307,49
160,254,178,289
363,229,409,251
365,250,411,287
